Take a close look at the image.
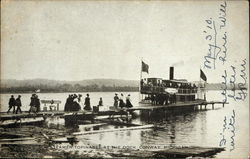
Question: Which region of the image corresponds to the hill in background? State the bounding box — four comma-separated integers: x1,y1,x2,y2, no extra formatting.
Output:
0,79,247,93
0,79,139,93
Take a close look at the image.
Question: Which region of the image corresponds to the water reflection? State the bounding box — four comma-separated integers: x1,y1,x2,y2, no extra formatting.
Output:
1,91,248,157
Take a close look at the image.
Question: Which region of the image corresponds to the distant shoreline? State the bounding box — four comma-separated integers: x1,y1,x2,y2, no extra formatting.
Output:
0,90,140,94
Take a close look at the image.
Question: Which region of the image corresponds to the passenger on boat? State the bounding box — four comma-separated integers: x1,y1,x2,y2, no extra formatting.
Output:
7,95,16,114
140,79,144,88
119,93,125,108
15,95,22,114
125,94,133,108
113,93,119,108
165,94,169,105
173,93,176,103
98,97,103,106
84,94,91,111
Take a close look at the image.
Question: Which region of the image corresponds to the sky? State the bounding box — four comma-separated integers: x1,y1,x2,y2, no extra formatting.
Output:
1,1,249,83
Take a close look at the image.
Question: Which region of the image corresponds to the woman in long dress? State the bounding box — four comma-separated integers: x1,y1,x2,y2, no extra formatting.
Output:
125,94,133,108
84,94,91,111
119,93,125,108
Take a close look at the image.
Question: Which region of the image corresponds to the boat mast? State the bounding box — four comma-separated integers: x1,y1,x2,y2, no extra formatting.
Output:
139,58,143,101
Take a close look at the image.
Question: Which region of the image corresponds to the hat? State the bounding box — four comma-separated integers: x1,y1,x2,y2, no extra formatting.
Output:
11,95,14,97
18,95,21,97
115,93,117,95
87,94,89,96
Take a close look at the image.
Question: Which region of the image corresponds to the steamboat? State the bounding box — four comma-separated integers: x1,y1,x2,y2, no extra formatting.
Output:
139,66,205,106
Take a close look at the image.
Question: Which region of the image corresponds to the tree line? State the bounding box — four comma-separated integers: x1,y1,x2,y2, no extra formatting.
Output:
0,83,139,93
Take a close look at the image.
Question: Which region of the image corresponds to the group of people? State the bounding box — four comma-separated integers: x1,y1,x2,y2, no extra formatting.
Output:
141,79,197,90
113,93,133,108
8,93,133,114
64,93,133,112
150,93,176,105
64,94,96,111
7,95,22,114
28,94,41,113
7,94,41,114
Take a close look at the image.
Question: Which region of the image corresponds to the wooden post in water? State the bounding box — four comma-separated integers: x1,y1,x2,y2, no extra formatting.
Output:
223,103,225,108
205,104,207,110
199,105,202,110
212,103,214,109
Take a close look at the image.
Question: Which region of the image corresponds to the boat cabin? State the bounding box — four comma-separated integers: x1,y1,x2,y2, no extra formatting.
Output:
140,67,198,104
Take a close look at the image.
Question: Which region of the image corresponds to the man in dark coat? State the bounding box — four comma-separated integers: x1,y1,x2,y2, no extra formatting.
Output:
15,95,22,114
64,95,71,111
29,94,36,114
35,95,41,112
113,93,119,108
84,94,91,111
7,95,16,113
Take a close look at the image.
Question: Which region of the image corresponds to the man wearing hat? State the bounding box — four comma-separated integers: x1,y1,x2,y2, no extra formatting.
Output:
113,93,119,108
7,95,16,113
15,95,22,114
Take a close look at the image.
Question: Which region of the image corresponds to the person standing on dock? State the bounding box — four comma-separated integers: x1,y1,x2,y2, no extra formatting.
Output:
113,93,119,108
119,93,125,108
35,95,41,112
7,95,16,113
15,95,22,114
29,94,37,114
125,94,133,108
98,97,103,106
77,94,84,110
84,94,91,111
64,95,71,111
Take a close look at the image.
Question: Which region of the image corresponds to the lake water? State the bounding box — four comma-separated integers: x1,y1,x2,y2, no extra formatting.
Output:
0,91,249,158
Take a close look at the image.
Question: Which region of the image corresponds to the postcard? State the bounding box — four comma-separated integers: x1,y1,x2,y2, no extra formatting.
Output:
0,0,249,158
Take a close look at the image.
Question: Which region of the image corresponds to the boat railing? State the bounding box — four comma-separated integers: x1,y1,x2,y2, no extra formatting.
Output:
141,85,198,94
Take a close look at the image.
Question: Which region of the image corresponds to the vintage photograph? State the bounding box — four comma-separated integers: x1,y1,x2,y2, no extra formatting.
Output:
0,0,249,158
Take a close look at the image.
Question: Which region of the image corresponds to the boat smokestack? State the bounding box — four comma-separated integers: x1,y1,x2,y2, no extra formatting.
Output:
170,67,174,80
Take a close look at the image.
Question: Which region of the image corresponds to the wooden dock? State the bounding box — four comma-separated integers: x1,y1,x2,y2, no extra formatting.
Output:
128,100,228,111
0,100,228,126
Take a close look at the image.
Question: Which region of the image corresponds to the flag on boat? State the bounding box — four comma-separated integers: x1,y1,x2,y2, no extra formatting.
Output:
142,61,149,73
200,69,207,81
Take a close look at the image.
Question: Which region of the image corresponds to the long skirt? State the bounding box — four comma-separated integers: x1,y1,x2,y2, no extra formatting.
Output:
125,100,133,108
84,104,92,111
119,100,125,108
